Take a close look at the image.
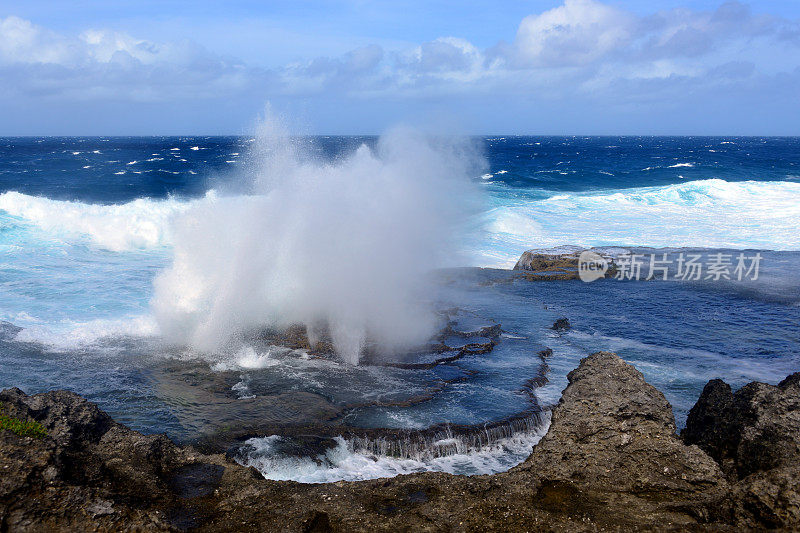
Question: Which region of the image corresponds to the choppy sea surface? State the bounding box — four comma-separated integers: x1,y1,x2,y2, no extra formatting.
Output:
1,136,799,482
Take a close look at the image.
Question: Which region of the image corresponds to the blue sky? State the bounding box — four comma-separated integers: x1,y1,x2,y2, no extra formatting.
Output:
1,0,799,134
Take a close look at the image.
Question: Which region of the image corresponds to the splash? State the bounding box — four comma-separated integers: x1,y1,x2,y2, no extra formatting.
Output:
151,111,482,364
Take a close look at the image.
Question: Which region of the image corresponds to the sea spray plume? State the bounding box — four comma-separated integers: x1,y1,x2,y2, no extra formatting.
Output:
152,114,483,364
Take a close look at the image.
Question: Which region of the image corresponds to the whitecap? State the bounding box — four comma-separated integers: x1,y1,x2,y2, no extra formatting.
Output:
0,190,211,251
11,315,158,351
476,179,800,267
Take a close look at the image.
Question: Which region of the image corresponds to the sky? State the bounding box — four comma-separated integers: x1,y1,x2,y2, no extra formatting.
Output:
1,0,799,135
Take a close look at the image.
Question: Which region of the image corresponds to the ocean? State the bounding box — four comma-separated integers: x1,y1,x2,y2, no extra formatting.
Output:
1,134,799,482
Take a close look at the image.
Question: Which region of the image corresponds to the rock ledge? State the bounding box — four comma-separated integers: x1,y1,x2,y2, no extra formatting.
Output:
2,353,798,531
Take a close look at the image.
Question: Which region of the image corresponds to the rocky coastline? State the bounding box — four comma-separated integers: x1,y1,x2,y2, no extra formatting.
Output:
2,351,798,531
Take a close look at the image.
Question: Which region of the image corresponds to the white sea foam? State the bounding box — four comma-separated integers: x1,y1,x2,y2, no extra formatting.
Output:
480,179,800,267
0,191,208,251
12,315,158,351
239,420,549,483
227,346,286,370
151,110,483,364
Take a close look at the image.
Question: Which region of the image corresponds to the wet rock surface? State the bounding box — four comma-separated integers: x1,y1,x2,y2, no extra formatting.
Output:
2,352,799,531
149,315,510,450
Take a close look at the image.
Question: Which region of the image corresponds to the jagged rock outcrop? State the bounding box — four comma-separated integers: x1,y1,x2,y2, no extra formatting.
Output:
684,373,800,479
1,353,798,531
683,373,800,527
515,352,727,527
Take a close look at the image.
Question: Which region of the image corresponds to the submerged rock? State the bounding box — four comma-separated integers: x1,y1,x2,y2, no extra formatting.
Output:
0,320,22,340
1,354,798,531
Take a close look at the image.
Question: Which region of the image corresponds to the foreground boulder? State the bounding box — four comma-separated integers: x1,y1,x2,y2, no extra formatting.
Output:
683,374,800,527
684,374,800,480
515,352,727,527
1,353,798,531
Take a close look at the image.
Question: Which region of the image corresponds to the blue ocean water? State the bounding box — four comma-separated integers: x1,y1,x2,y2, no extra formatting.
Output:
1,135,799,480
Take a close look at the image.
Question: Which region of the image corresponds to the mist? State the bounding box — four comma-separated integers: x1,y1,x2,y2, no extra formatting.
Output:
151,110,484,364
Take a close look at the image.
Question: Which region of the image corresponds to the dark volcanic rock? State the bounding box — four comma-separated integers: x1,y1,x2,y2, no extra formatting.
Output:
682,373,800,528
683,373,800,480
551,317,571,331
681,379,739,474
2,354,799,531
0,320,22,339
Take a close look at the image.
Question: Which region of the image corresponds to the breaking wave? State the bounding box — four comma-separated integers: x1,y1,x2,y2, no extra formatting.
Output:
0,190,206,252
480,178,800,267
236,413,550,483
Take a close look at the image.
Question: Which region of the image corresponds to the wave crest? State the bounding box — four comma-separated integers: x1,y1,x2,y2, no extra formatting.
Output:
481,178,800,267
0,190,207,252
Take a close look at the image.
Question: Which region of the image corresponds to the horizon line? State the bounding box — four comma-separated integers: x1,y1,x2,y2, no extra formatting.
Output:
2,133,800,139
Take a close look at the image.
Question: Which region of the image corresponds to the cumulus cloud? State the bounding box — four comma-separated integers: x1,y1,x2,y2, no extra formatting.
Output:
1,1,799,107
512,0,634,66
411,38,481,73
0,15,268,101
0,16,76,64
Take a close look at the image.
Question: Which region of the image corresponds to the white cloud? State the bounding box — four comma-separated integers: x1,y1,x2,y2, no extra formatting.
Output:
513,0,634,66
0,15,265,101
0,16,77,65
411,37,481,73
1,2,800,106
